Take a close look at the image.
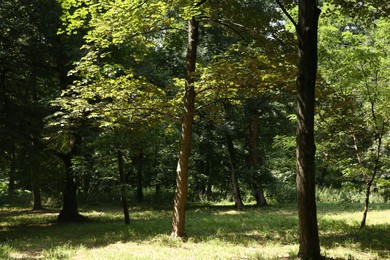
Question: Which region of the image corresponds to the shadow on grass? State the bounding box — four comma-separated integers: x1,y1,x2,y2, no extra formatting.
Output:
320,218,389,259
0,204,388,259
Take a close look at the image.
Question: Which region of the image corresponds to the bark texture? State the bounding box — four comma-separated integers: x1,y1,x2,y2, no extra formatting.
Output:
296,0,321,258
171,16,199,238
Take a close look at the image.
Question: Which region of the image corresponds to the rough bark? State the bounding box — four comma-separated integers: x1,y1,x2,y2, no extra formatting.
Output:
225,130,244,210
118,150,130,225
248,102,267,207
295,0,322,258
171,16,199,238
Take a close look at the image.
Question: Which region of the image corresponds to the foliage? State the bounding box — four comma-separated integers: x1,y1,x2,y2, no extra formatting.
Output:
317,9,390,196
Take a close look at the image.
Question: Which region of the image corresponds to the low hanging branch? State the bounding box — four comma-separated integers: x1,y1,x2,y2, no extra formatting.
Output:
275,0,298,30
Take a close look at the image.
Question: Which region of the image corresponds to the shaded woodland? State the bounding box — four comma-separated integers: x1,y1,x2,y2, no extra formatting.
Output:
0,0,389,259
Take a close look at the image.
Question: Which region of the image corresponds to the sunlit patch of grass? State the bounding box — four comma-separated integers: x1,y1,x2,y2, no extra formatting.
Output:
0,203,388,259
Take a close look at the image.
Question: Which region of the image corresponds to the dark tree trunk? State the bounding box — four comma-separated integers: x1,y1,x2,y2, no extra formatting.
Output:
0,69,5,120
225,130,244,210
29,75,43,211
57,153,82,222
205,153,213,200
118,150,130,225
295,0,321,258
31,167,43,210
136,150,144,203
155,183,162,202
171,16,199,238
8,150,16,197
361,128,383,228
248,102,267,207
57,134,85,223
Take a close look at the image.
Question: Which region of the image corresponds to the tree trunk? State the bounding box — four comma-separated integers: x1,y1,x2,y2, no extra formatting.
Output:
361,129,383,228
57,134,85,222
155,183,162,202
171,16,199,238
248,101,267,207
8,149,16,197
57,153,82,222
225,130,244,210
118,150,130,225
29,74,43,211
205,153,213,200
295,0,321,258
31,166,43,210
136,150,144,203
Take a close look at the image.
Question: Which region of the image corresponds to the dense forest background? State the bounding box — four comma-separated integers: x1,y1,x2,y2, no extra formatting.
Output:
0,0,389,253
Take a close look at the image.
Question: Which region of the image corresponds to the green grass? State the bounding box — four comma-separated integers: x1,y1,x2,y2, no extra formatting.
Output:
0,203,389,259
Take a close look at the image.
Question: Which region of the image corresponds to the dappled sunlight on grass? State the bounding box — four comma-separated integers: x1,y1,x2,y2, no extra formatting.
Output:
317,206,390,260
0,203,388,259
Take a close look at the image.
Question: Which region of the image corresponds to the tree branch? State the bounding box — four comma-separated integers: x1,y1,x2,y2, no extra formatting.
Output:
275,0,298,30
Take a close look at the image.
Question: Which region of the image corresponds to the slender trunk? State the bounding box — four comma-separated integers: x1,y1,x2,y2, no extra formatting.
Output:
155,183,162,202
8,150,16,197
361,128,383,228
225,131,244,210
118,150,130,225
136,150,144,203
0,69,5,117
30,74,43,211
248,103,267,206
295,0,321,258
171,16,199,238
31,166,43,210
205,154,212,200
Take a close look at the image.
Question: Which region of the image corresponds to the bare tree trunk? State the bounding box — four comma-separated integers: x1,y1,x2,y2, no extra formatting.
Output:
248,101,267,207
136,150,144,203
171,16,199,238
31,166,43,210
205,154,213,200
118,150,130,225
57,134,86,223
225,131,244,210
360,127,384,228
8,149,16,197
295,0,322,257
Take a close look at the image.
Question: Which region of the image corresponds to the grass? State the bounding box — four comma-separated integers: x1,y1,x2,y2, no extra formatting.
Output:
0,202,389,259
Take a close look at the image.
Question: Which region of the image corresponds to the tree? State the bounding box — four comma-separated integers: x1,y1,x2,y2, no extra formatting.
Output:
171,14,199,238
317,10,390,228
295,0,322,257
277,0,322,257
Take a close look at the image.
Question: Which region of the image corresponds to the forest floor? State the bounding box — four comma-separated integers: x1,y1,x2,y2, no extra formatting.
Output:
0,202,389,259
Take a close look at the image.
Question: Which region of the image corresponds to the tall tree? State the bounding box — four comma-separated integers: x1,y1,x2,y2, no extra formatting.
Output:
277,0,322,257
295,0,321,258
171,15,199,238
317,11,389,228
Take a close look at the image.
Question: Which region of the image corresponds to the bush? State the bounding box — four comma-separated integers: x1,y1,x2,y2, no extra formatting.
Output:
316,187,386,204
267,183,297,204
